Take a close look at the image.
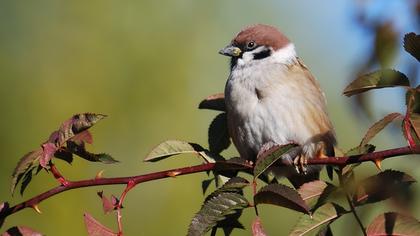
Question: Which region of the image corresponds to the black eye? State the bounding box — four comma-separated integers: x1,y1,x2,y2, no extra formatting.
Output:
246,41,256,50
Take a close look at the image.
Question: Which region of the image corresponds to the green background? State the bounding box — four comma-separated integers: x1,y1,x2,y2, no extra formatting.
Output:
0,1,418,235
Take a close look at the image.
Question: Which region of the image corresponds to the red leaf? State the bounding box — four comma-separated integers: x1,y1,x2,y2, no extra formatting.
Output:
71,130,93,144
2,226,43,236
367,212,420,236
40,143,57,168
84,212,117,236
252,217,267,236
198,93,226,111
97,191,116,214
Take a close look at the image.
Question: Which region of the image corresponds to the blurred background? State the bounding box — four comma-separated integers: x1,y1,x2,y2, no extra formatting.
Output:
0,0,419,235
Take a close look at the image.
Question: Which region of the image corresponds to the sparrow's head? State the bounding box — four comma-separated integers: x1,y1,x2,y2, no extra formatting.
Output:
219,24,293,68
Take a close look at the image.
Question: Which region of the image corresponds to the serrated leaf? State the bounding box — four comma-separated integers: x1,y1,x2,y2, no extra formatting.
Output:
254,143,300,179
220,177,249,190
83,213,117,236
144,140,207,162
202,179,214,195
198,93,225,111
343,144,376,176
252,217,267,236
208,113,231,154
213,211,245,236
67,141,118,164
367,212,420,236
0,202,9,228
54,149,73,164
359,113,403,148
404,32,420,62
188,192,249,236
289,203,344,236
40,142,57,168
1,226,43,236
345,144,376,156
58,113,106,146
254,183,310,214
206,177,249,202
298,180,328,202
11,149,43,194
354,170,416,206
20,168,35,196
297,180,337,210
343,69,410,97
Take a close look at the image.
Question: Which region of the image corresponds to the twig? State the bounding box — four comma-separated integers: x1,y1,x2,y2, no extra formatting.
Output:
345,193,367,236
0,146,418,222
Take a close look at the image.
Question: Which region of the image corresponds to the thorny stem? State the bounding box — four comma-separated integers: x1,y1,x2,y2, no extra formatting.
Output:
0,145,419,222
116,180,136,236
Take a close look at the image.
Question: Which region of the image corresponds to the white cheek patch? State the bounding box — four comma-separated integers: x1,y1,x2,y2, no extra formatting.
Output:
237,46,269,66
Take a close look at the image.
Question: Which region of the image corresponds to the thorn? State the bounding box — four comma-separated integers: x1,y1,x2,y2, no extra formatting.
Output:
373,159,382,171
309,212,313,219
167,171,181,177
95,170,105,179
32,204,42,214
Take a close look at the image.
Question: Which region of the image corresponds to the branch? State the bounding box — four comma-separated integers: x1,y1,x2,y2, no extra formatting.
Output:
0,146,418,222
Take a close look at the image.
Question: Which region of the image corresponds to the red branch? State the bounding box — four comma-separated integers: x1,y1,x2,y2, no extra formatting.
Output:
0,145,418,222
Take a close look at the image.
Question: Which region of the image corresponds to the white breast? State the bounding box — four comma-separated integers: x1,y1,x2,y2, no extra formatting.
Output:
225,44,330,161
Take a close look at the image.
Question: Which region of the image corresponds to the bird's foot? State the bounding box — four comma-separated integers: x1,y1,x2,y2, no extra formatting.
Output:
293,154,308,174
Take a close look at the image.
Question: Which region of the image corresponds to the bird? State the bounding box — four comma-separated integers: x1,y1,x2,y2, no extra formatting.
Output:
219,24,336,187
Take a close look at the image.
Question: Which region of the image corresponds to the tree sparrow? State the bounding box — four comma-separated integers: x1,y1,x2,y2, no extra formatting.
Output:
219,24,336,187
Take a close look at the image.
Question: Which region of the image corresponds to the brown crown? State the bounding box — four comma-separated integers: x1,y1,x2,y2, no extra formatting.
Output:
232,24,290,50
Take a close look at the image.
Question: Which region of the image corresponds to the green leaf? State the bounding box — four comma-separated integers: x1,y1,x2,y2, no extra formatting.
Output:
144,140,208,162
403,32,420,62
254,183,310,214
254,143,300,179
367,212,420,236
208,113,231,154
67,142,118,164
201,179,214,195
187,192,249,236
359,113,403,148
343,144,375,176
343,69,410,97
289,203,345,236
10,149,43,194
354,170,416,206
206,177,249,203
198,93,225,111
297,180,337,210
345,144,376,156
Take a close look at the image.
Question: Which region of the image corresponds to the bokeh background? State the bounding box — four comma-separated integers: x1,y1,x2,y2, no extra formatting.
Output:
0,1,419,235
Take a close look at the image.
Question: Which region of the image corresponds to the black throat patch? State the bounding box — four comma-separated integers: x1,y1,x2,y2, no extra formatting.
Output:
253,49,271,60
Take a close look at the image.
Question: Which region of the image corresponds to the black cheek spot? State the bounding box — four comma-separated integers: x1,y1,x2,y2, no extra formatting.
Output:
253,49,271,60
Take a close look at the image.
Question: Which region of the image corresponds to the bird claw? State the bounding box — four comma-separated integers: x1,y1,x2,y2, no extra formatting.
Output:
293,154,308,175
